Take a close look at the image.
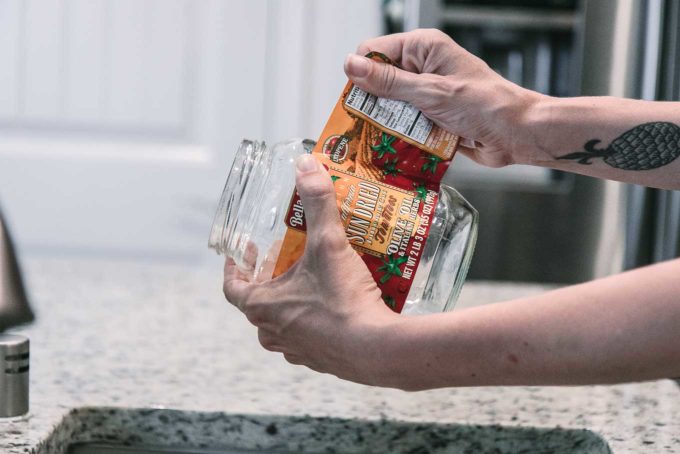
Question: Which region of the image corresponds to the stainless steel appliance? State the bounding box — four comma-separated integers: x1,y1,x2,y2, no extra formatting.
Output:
385,0,627,283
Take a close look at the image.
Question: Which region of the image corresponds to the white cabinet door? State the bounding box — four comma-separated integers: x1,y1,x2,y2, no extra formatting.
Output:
0,0,382,262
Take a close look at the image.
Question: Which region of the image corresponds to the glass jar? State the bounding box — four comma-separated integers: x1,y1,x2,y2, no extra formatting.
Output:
209,139,478,314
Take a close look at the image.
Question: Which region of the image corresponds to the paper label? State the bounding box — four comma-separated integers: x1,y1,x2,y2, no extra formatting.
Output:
274,53,458,313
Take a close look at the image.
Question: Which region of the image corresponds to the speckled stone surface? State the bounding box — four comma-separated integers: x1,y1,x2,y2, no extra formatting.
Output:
1,257,678,453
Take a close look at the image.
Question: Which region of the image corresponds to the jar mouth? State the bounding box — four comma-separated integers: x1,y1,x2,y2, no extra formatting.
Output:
208,139,268,255
208,138,314,265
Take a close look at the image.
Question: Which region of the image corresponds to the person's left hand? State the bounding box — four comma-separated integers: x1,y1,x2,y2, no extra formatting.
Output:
223,154,398,385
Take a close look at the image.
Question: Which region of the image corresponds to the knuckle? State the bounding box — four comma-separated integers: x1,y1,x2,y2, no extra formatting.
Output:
308,228,347,255
299,175,334,200
322,230,348,253
356,43,371,55
414,28,446,47
356,37,380,55
243,304,266,326
257,330,277,352
260,341,276,352
283,353,303,366
429,74,454,98
430,28,451,44
241,291,269,326
398,383,423,392
446,77,466,94
222,281,240,306
414,74,452,112
482,151,512,168
411,28,428,40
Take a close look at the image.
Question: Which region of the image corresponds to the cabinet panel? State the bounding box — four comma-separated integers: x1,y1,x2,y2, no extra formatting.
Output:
64,0,107,124
143,0,189,131
23,0,64,120
0,0,380,259
0,0,22,118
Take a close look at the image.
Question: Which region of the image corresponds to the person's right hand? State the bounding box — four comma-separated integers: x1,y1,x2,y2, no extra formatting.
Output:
344,29,545,168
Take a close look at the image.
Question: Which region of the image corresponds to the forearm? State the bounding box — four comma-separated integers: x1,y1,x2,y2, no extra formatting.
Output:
518,96,680,190
377,259,680,390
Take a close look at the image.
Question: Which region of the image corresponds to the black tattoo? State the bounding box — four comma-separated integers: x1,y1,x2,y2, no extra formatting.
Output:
557,122,680,170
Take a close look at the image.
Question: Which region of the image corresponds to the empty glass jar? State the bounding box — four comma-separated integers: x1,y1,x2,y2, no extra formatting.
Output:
209,139,478,314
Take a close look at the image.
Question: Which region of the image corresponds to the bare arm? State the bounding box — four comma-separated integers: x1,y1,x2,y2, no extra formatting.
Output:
224,156,680,390
223,30,680,390
523,97,680,190
377,258,680,390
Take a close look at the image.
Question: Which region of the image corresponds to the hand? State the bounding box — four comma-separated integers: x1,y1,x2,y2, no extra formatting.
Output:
223,154,398,385
344,29,545,168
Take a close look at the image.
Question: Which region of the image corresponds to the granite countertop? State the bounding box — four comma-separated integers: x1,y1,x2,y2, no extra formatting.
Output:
2,257,679,453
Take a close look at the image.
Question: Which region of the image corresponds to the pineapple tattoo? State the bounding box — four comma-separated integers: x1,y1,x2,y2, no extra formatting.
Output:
557,122,680,170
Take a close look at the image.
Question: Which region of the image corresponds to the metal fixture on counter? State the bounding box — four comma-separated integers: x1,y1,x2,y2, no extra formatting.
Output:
0,206,34,332
0,334,29,418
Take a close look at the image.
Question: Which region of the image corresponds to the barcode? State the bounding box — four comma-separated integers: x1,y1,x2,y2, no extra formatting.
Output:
344,85,432,144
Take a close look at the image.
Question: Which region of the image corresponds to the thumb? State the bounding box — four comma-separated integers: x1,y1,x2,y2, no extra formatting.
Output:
344,54,423,103
294,154,348,250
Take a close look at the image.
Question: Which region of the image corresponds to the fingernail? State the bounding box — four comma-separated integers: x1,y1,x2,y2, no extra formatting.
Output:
295,154,318,173
345,54,370,78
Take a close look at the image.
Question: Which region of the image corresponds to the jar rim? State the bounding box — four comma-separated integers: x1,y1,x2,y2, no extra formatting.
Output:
208,139,267,255
208,138,314,259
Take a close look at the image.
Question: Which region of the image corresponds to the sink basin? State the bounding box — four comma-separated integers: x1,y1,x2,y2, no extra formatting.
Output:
39,407,611,454
67,445,288,454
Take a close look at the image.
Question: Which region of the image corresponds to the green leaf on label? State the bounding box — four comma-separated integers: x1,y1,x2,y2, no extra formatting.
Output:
377,254,409,283
421,155,442,174
414,183,428,201
383,158,402,176
371,132,397,159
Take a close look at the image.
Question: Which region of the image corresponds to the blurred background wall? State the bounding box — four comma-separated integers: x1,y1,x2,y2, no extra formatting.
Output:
0,0,381,262
0,0,678,284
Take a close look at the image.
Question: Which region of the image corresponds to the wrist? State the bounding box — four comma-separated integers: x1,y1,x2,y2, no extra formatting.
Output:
354,311,414,389
363,313,447,391
364,311,490,391
506,88,555,166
